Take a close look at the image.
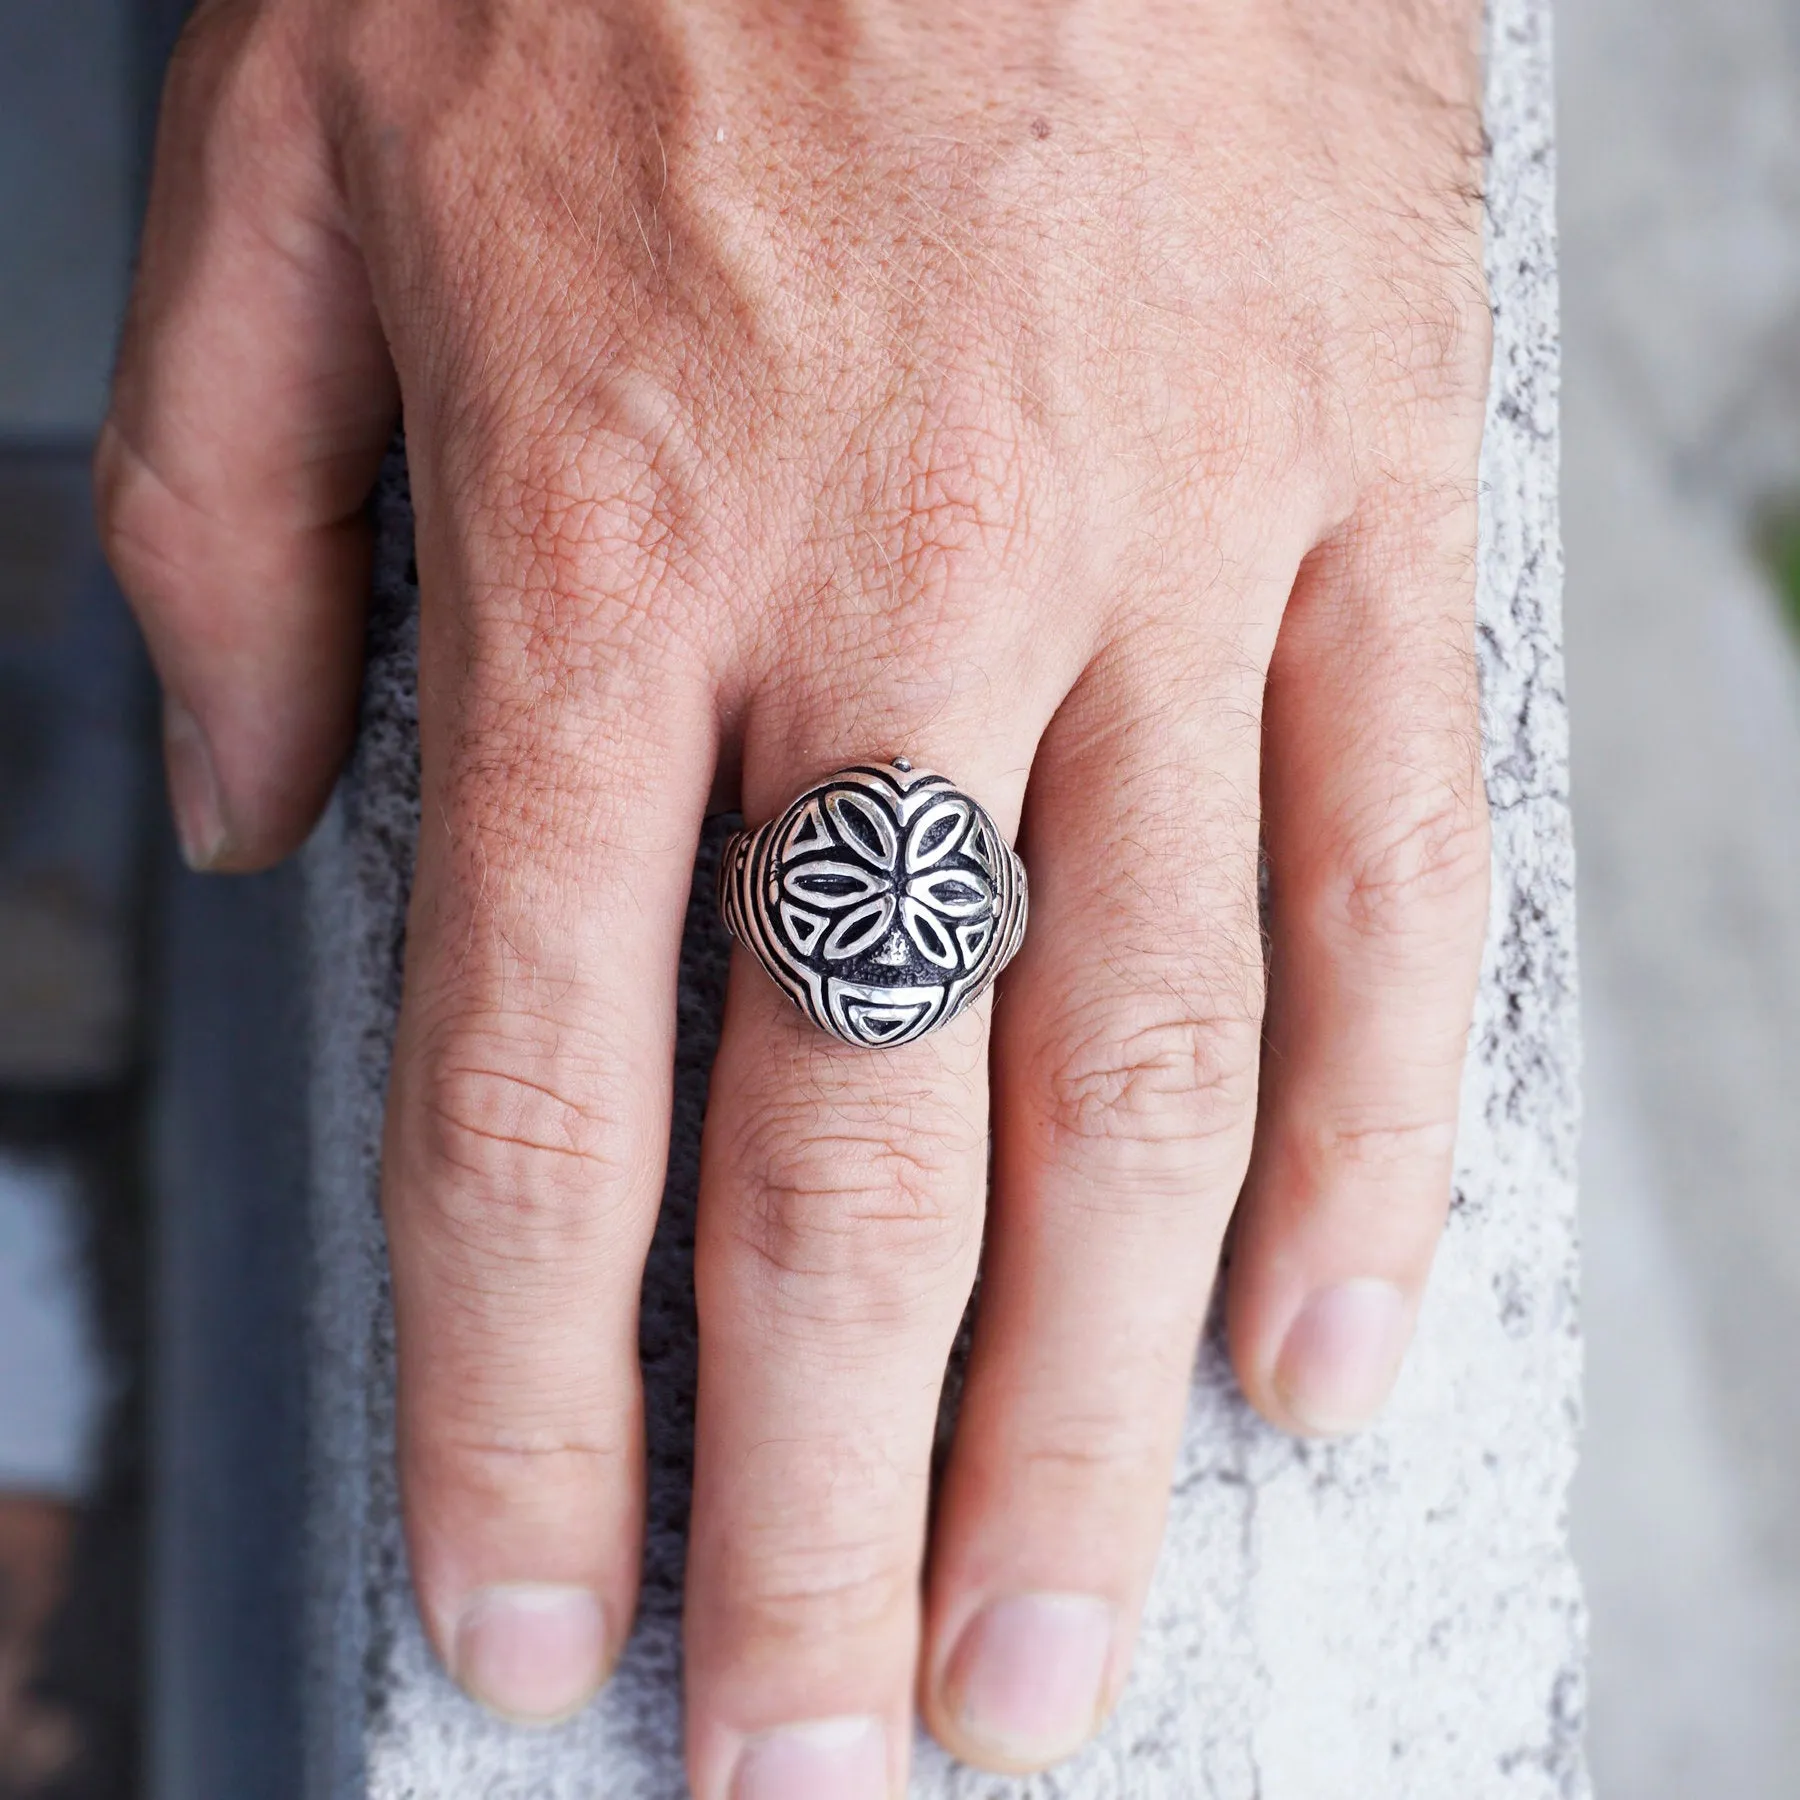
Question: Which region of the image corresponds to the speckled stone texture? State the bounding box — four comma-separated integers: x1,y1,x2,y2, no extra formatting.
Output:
299,0,1584,1790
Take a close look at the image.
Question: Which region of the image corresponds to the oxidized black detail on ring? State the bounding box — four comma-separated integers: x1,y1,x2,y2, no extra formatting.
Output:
718,758,1029,1048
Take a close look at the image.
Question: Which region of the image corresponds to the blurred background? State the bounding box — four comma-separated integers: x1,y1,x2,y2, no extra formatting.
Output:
0,1,1795,1795
1560,0,1800,1788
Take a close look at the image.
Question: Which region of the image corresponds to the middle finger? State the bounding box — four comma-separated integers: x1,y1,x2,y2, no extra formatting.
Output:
922,612,1278,1772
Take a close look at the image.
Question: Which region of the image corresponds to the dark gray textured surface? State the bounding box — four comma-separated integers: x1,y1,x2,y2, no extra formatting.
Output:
0,2,131,437
0,449,147,1085
151,859,312,1800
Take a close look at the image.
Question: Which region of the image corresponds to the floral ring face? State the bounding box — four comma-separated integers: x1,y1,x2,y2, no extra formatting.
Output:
718,760,1029,1048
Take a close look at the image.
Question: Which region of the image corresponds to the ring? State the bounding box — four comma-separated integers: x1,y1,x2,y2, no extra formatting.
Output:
718,757,1029,1048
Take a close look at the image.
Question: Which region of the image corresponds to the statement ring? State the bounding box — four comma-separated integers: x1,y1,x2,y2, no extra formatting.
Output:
718,758,1029,1048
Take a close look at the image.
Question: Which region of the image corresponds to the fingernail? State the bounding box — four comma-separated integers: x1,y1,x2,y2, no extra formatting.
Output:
1274,1277,1411,1436
947,1592,1114,1768
162,697,228,869
452,1584,610,1726
731,1715,889,1800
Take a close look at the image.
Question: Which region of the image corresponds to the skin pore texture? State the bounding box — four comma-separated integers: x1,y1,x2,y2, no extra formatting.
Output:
97,0,1491,1793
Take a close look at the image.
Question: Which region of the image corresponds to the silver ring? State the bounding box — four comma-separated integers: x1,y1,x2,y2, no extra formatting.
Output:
718,757,1029,1048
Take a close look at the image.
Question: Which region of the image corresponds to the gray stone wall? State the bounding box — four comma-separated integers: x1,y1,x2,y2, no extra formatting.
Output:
298,0,1584,1790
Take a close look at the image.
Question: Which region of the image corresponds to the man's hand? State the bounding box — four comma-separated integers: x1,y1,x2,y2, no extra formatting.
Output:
99,0,1491,1789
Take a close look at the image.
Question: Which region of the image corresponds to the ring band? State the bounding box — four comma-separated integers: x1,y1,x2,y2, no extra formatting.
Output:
718,757,1029,1048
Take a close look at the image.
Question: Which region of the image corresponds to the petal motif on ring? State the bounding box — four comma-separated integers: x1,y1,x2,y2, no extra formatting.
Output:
842,997,937,1044
719,760,1027,1046
826,979,946,1047
779,903,830,957
828,791,900,869
956,918,994,965
904,798,972,871
784,860,887,909
824,895,897,961
901,896,958,969
963,816,998,877
780,799,835,859
906,867,992,918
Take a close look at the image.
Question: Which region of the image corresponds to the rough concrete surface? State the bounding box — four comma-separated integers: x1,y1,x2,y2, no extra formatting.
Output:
298,0,1585,1791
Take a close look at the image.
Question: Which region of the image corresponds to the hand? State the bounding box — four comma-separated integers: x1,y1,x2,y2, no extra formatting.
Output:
99,0,1491,1788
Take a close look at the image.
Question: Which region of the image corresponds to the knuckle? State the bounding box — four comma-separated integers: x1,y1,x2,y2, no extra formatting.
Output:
421,1425,633,1500
500,427,681,577
93,426,249,645
1315,1111,1459,1180
1336,777,1491,942
166,0,306,156
93,428,186,612
163,2,252,101
710,1429,920,1640
1032,1002,1261,1155
1382,266,1493,410
1017,1416,1170,1496
333,0,425,125
848,378,1038,616
721,1530,914,1643
724,1102,981,1327
430,667,706,892
899,410,1030,561
403,1021,651,1258
456,418,714,677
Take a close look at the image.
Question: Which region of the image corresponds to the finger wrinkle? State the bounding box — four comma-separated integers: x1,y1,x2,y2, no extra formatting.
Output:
1319,784,1490,943
706,1543,918,1647
1294,1112,1461,1180
422,1428,634,1472
1025,1010,1261,1152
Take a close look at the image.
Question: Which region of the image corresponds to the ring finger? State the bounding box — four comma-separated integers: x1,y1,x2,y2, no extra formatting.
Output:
683,704,1036,1800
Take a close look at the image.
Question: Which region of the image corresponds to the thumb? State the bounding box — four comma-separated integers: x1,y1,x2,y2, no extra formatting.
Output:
98,6,396,871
